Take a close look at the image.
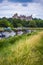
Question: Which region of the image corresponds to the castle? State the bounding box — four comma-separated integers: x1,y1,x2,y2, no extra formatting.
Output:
12,13,32,21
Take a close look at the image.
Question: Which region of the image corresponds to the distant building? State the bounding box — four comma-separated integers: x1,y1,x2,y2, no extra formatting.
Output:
26,15,32,21
13,13,18,19
12,13,32,21
19,15,26,20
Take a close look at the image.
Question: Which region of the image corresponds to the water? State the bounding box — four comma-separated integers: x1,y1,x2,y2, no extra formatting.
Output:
2,31,16,38
17,31,23,35
0,30,36,39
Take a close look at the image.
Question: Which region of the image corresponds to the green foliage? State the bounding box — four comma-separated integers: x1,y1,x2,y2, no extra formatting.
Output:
0,31,43,65
0,17,43,27
0,18,13,27
29,20,37,27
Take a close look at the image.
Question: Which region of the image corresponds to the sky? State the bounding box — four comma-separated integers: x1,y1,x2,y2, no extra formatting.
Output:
0,0,43,19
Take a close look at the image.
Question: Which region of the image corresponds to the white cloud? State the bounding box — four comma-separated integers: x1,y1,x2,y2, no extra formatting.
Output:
0,0,43,19
3,0,8,2
33,0,43,4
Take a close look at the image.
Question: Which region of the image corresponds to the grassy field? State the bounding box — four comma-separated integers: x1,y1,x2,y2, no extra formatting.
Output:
0,27,43,31
0,31,43,65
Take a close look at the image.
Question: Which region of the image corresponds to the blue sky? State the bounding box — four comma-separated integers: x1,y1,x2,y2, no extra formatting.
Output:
0,0,31,3
0,0,43,19
9,0,33,2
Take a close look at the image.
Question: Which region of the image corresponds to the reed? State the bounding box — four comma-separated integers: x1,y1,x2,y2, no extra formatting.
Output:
0,31,43,65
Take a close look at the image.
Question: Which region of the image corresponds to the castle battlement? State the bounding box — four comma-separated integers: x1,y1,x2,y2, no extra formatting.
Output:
12,13,32,21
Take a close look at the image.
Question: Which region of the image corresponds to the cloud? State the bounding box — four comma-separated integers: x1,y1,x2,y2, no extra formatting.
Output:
0,0,43,19
33,0,43,4
22,3,28,7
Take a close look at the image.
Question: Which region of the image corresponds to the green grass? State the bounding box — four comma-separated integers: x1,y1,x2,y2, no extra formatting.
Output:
0,31,43,65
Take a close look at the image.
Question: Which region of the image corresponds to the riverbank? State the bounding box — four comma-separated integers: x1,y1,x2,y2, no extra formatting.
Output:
0,31,43,65
0,27,43,31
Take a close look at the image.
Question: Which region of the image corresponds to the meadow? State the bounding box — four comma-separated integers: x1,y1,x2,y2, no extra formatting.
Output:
0,31,43,65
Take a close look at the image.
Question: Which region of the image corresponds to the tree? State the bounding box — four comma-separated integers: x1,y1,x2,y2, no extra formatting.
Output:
29,20,37,27
0,18,13,27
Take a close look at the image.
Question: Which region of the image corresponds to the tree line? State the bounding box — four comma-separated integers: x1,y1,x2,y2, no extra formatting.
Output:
0,17,43,28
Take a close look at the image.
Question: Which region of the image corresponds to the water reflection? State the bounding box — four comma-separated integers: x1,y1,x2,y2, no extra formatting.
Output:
2,31,16,38
0,30,36,38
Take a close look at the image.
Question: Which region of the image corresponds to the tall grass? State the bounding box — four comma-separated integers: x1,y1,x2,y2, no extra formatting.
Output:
0,31,43,65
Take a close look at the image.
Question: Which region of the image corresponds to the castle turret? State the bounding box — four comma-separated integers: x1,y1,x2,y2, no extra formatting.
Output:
13,13,18,19
12,13,32,21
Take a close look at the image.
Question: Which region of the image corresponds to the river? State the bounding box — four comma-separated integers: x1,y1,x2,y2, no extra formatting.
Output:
0,30,36,39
